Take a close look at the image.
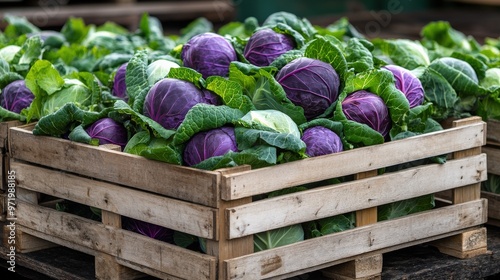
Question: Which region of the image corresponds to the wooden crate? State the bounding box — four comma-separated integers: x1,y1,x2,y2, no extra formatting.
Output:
0,120,24,222
481,119,500,227
6,117,488,280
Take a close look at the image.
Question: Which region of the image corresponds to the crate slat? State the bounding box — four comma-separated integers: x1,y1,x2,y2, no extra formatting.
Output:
226,154,486,238
225,199,487,280
12,161,216,239
9,127,220,207
221,122,486,200
16,200,217,280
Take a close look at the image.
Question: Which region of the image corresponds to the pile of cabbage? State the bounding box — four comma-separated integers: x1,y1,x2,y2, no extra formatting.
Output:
2,13,500,251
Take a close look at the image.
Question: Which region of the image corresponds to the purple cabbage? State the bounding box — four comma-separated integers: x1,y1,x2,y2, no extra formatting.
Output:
243,28,295,67
276,57,341,120
123,217,173,243
143,78,221,130
183,126,238,166
301,126,343,157
85,117,128,149
383,64,424,108
0,80,35,114
112,63,128,100
342,90,391,139
181,32,237,79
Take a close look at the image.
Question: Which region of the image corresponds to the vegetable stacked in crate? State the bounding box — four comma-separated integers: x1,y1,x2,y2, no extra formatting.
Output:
1,11,496,280
8,117,488,279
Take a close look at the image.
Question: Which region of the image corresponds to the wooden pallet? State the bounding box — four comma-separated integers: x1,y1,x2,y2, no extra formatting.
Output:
5,117,489,279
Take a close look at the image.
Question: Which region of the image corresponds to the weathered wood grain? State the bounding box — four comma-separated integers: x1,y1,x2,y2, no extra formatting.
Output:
225,199,487,280
226,155,486,238
222,122,486,200
12,161,216,239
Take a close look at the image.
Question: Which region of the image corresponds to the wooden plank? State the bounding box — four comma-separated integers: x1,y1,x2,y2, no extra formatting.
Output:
9,127,220,207
222,122,486,200
13,230,58,254
95,253,146,280
432,227,488,258
226,155,486,238
321,255,383,279
487,119,500,144
225,199,487,280
484,145,500,175
452,117,483,203
482,191,500,226
207,166,253,280
16,201,217,280
12,161,216,239
0,120,23,150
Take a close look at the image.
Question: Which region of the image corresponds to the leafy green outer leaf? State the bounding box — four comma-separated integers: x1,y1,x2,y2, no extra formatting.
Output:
123,131,151,154
113,100,175,140
252,69,307,125
413,67,458,121
4,15,40,36
68,124,100,146
193,145,277,170
235,126,306,154
253,224,304,252
24,60,65,122
139,137,182,165
166,67,205,88
304,36,348,81
11,36,43,74
378,194,435,221
477,87,500,121
372,38,431,70
125,50,150,114
173,104,245,145
482,173,500,194
32,102,110,137
307,213,355,238
451,51,488,81
429,57,489,98
206,76,254,113
61,17,90,44
345,38,374,73
0,106,25,122
421,21,472,52
0,72,23,89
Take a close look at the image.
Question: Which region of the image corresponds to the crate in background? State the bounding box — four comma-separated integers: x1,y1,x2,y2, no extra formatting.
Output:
6,117,489,279
481,119,500,227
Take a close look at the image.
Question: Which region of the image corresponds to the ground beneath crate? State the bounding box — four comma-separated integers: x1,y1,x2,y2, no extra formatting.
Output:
1,225,499,279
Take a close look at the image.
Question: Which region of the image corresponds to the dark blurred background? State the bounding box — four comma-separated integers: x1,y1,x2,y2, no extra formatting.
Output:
1,0,500,43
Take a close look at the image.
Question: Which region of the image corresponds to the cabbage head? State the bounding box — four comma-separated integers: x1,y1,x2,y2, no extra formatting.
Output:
112,63,128,100
143,78,221,130
383,64,424,108
276,57,340,120
342,90,391,140
301,126,343,157
0,80,35,114
181,32,237,79
85,117,128,149
244,28,295,67
42,78,92,116
183,126,238,166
